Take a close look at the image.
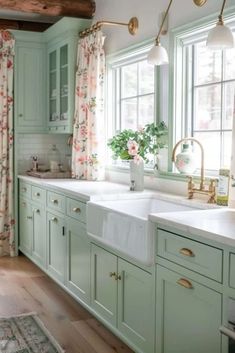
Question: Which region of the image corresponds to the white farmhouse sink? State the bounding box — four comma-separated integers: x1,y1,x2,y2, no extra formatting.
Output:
87,197,198,266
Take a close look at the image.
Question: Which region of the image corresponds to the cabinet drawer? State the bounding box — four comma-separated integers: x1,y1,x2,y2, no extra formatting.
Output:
47,191,65,213
66,198,86,223
32,186,46,205
19,181,31,198
229,253,235,289
157,229,223,282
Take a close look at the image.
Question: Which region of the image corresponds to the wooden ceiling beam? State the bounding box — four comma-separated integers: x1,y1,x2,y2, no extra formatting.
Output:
0,19,52,32
0,0,96,19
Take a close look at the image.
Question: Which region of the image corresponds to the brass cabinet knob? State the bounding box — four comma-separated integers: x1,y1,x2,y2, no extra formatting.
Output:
34,209,40,214
109,272,116,278
179,248,194,257
19,113,23,117
115,274,122,281
51,199,58,204
35,192,40,197
22,202,26,207
22,187,27,192
177,278,193,289
73,207,81,213
51,217,58,222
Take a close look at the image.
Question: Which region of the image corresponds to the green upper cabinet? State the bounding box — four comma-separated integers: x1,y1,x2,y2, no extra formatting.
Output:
14,36,46,133
45,18,91,134
156,265,222,353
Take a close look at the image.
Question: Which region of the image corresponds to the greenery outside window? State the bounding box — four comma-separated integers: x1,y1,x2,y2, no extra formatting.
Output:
106,43,158,169
171,10,235,175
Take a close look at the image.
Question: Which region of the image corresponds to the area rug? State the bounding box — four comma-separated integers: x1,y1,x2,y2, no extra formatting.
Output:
0,313,65,353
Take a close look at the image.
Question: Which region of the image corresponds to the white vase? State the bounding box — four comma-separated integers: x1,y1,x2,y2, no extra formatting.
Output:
174,143,197,174
129,159,144,191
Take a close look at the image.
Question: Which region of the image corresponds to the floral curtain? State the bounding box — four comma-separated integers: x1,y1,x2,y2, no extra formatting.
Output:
72,30,106,180
0,31,15,257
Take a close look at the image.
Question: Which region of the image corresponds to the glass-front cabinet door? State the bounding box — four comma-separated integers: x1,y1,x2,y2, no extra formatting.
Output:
47,38,77,133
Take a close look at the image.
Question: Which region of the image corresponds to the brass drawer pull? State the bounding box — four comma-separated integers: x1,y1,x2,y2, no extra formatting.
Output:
27,216,32,220
51,199,58,204
177,278,193,289
179,248,195,257
73,207,81,213
35,192,40,197
51,217,58,222
109,272,116,278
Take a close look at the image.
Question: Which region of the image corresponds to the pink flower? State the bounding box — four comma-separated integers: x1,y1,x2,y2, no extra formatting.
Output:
127,140,139,156
133,155,143,165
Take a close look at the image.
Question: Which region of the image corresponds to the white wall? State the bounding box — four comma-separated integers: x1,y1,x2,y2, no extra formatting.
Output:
94,0,234,54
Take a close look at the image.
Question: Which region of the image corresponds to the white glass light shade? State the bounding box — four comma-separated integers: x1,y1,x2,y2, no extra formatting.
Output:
207,22,235,49
147,43,169,65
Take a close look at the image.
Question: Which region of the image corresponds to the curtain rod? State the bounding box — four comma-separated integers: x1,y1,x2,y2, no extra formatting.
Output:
79,16,138,38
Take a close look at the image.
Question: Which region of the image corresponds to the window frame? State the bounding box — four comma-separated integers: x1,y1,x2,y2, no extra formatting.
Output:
106,40,160,171
169,6,235,177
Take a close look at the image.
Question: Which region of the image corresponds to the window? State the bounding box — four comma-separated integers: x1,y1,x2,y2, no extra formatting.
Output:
173,15,235,173
106,45,157,167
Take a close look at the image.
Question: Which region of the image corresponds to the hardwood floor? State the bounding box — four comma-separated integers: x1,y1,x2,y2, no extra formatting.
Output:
0,255,133,353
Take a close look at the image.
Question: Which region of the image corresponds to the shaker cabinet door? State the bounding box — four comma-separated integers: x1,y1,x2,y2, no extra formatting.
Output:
19,198,33,256
156,265,222,353
32,205,46,267
15,43,46,132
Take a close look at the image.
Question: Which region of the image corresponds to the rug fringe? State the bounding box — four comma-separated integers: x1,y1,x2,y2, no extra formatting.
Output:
0,312,37,319
32,315,66,353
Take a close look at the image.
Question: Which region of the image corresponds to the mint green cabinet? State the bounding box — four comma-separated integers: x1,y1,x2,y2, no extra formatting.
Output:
91,244,154,353
118,259,155,353
47,212,66,283
67,218,90,305
15,41,46,133
156,265,222,353
91,244,118,326
32,205,46,267
19,197,33,255
47,37,77,133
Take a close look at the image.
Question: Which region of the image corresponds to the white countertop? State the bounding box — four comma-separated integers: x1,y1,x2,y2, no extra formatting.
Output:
149,208,235,247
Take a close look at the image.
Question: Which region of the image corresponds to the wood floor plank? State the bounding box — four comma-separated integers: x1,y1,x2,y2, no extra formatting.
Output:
0,255,134,353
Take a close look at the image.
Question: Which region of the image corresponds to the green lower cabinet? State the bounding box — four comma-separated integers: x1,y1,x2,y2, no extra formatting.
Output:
156,265,222,353
47,212,66,283
91,244,154,353
66,218,90,305
117,259,155,353
32,205,46,267
19,198,33,256
91,245,118,327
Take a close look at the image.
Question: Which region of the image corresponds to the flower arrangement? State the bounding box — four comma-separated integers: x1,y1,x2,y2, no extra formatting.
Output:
107,122,168,164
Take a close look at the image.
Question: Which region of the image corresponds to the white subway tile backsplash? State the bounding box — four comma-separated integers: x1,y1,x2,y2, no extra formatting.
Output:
16,134,72,174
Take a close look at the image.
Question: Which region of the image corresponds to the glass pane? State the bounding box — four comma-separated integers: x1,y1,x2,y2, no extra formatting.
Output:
121,63,137,98
194,42,222,85
223,82,235,130
121,98,137,130
222,131,232,168
49,51,56,71
139,60,154,95
194,84,221,130
194,132,220,170
50,72,57,99
60,45,68,67
49,100,58,122
138,94,154,129
224,46,235,80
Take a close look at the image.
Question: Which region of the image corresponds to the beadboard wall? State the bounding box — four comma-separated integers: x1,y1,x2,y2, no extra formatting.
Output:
16,134,72,174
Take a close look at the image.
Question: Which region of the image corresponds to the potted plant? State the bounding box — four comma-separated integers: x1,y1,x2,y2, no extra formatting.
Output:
107,122,168,190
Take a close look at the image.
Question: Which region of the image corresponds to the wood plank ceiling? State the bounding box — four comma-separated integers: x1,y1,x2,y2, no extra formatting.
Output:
0,0,95,32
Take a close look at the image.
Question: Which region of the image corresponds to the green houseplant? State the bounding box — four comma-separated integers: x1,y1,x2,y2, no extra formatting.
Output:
107,122,168,165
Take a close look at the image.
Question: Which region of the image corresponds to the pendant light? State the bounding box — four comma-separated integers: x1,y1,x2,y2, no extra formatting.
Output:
147,0,208,66
207,0,234,49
